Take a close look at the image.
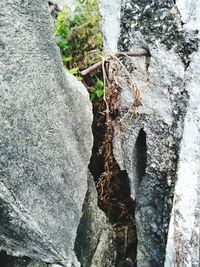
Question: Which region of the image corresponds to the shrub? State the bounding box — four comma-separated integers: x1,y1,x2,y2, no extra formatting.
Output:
54,0,103,85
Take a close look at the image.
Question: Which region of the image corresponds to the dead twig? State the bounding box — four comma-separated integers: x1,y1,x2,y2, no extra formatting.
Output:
80,49,149,76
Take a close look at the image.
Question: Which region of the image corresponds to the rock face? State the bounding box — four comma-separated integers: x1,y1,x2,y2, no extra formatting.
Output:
98,0,122,52
74,173,116,267
164,48,200,267
176,0,200,30
0,0,93,266
99,0,199,266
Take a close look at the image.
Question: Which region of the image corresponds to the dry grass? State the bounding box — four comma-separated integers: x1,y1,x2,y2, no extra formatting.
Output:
96,54,140,222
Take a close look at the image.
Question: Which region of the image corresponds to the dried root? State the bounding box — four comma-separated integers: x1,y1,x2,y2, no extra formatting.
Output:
91,53,142,264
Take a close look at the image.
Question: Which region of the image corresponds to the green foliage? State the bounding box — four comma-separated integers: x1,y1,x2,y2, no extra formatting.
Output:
90,79,104,101
54,0,103,87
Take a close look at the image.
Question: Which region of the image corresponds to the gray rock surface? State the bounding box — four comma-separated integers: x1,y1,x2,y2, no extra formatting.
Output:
0,0,93,266
74,173,116,267
118,1,199,266
176,0,200,31
99,0,199,266
98,0,122,52
164,45,200,267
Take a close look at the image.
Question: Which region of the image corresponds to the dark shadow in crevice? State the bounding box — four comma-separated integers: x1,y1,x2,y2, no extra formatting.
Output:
89,100,137,267
88,100,106,181
0,251,31,267
135,128,147,189
0,251,50,267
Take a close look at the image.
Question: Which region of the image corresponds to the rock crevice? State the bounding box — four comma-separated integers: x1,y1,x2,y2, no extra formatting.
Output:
99,0,199,266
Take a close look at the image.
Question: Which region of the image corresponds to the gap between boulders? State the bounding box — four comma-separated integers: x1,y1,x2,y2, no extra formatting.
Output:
89,99,137,267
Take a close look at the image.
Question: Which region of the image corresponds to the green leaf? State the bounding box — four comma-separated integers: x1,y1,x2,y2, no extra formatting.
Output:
55,36,70,51
95,79,104,90
95,89,104,97
67,67,79,75
54,35,62,43
76,75,83,81
90,92,96,102
62,55,72,62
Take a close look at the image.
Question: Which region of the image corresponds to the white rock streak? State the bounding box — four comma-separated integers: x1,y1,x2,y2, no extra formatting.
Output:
98,0,122,52
176,0,200,32
165,49,200,267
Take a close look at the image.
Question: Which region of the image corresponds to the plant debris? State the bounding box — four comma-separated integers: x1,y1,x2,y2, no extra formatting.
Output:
89,54,147,266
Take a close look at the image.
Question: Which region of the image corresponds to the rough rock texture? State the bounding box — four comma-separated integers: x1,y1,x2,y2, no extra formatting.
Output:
98,0,122,52
0,0,93,266
176,0,200,31
164,48,200,267
74,173,116,267
99,0,199,266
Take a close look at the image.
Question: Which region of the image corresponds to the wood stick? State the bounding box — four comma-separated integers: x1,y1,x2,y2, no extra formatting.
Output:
80,49,149,76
